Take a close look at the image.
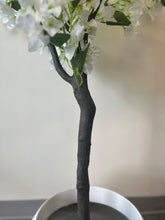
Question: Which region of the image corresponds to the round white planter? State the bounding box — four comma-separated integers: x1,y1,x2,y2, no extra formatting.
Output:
33,186,143,220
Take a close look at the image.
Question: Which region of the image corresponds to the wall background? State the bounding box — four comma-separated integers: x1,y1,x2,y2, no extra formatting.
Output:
0,10,165,200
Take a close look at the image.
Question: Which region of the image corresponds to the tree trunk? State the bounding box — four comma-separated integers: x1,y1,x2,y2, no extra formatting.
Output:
48,44,96,220
73,74,96,220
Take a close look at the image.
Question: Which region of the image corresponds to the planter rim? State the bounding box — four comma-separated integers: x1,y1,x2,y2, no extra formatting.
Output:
33,186,143,220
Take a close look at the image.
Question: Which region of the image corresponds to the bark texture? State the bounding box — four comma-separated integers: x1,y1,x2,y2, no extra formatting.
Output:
48,43,96,220
74,75,96,220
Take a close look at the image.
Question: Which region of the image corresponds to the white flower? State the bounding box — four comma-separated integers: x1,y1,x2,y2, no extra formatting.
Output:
40,34,49,45
48,6,62,17
100,6,116,22
83,45,100,75
18,0,34,8
81,10,90,22
16,13,35,31
28,34,43,52
71,21,85,43
54,0,70,6
83,56,93,75
43,15,63,37
65,45,77,60
28,28,49,52
0,0,163,79
88,19,98,36
2,16,15,29
0,2,16,28
0,2,15,16
107,0,143,26
129,1,143,24
145,0,162,20
40,3,62,17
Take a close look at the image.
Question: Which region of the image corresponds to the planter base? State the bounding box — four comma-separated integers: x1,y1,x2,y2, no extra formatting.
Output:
33,187,143,220
48,202,129,220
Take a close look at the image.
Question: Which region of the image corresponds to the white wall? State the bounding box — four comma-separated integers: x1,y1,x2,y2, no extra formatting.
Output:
0,11,165,200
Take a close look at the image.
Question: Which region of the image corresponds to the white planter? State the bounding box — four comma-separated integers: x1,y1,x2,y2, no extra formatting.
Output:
33,186,143,220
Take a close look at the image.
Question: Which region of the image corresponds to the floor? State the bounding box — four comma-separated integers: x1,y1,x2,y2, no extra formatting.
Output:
0,196,165,220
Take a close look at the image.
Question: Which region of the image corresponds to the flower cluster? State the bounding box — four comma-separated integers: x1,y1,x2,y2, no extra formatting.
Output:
0,0,164,82
105,0,143,36
144,0,163,20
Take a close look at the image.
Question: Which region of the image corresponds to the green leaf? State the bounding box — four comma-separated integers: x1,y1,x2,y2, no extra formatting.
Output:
114,11,131,25
71,0,81,9
50,33,70,47
106,10,131,26
10,0,21,11
71,45,89,73
161,0,165,6
71,45,89,87
104,0,109,6
73,68,83,88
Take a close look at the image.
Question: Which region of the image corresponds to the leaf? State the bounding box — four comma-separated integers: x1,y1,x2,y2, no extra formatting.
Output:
161,0,165,6
114,11,131,25
10,0,21,11
71,45,89,73
73,68,83,88
106,10,131,26
71,0,81,9
50,33,70,47
71,45,89,87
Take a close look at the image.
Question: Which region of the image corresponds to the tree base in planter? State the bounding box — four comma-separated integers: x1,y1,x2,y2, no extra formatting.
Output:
48,202,129,220
32,187,143,220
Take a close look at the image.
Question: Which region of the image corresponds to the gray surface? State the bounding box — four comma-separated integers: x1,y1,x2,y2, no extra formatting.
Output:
0,197,165,220
128,197,165,220
0,200,45,220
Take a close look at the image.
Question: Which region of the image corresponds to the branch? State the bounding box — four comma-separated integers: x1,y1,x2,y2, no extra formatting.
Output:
88,0,103,21
48,43,73,85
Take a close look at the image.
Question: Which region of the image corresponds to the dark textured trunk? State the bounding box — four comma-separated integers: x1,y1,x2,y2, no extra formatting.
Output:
73,75,96,220
48,43,96,220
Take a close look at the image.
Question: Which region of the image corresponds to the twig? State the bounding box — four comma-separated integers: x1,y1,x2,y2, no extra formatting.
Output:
48,43,73,85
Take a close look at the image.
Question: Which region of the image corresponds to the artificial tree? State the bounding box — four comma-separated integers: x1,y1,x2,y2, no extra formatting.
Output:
0,0,165,219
